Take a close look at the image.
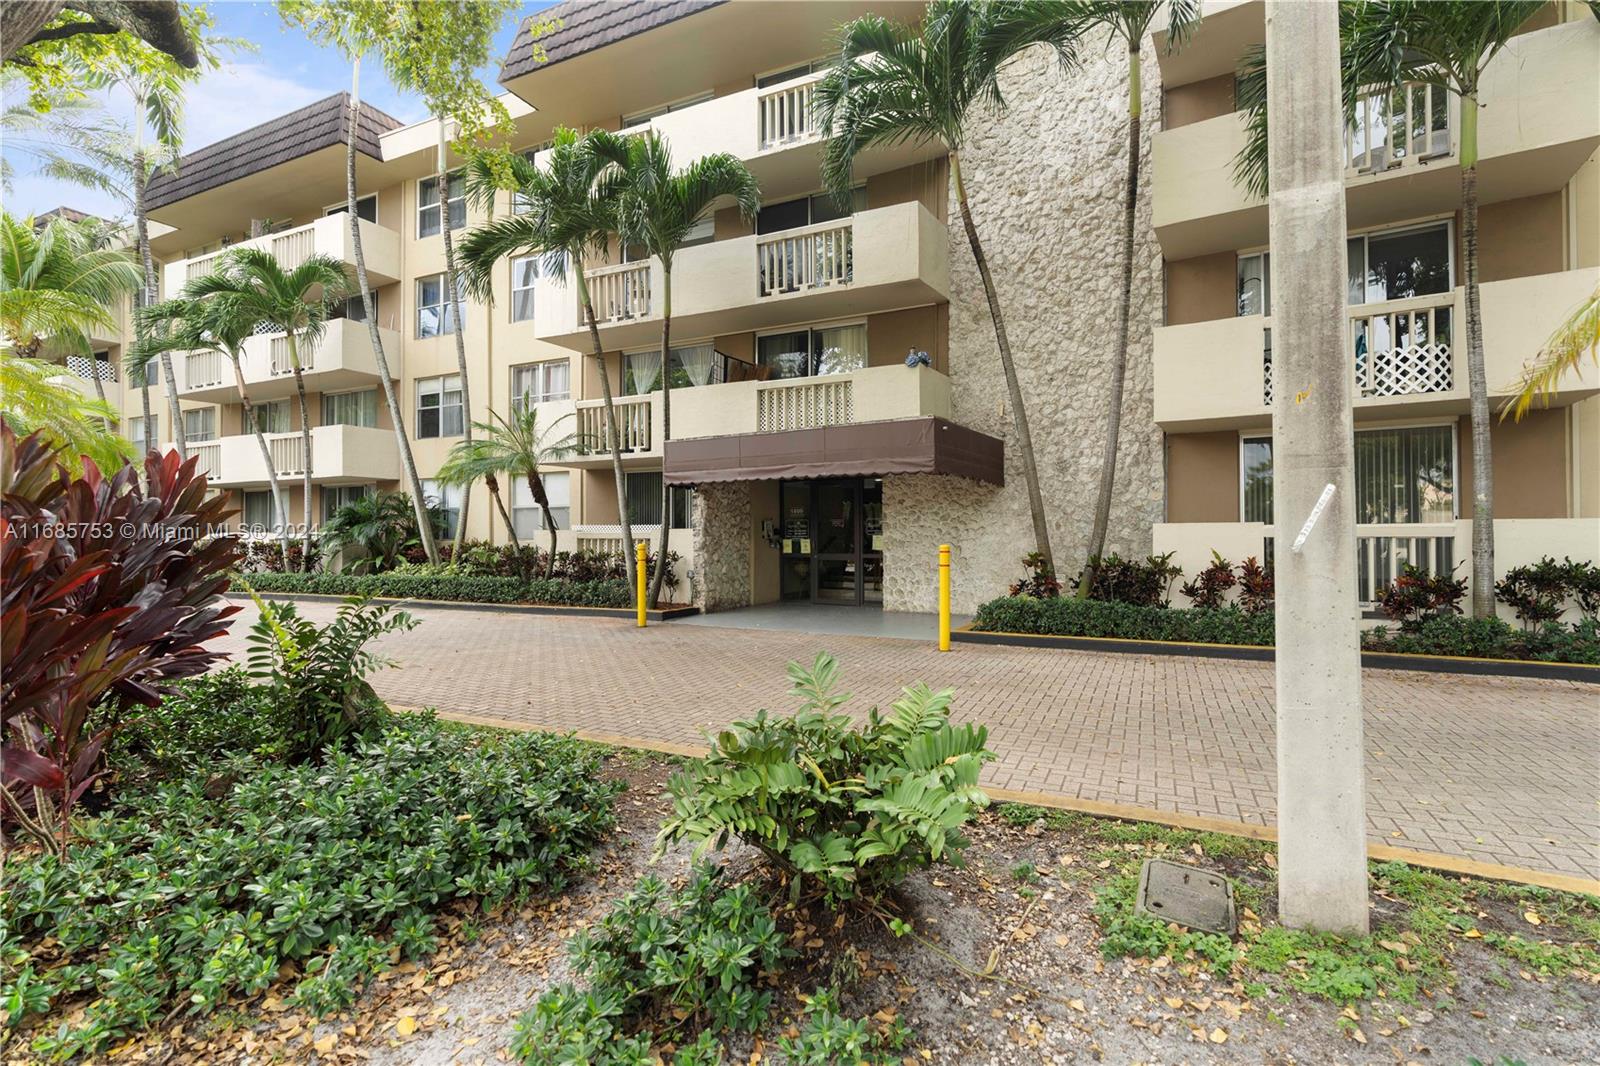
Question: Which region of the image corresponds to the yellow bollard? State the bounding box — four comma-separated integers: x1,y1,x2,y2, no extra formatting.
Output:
938,543,951,652
636,541,648,628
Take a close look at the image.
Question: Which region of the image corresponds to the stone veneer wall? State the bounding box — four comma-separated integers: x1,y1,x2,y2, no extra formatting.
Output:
692,482,752,612
883,39,1166,614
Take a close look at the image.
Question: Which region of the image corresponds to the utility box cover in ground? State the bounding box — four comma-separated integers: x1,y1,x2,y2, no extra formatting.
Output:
1136,859,1236,935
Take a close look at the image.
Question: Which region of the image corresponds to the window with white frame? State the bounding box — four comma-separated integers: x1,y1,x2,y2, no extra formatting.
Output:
129,414,158,453
623,343,719,395
511,256,538,321
322,389,378,427
512,472,570,538
324,194,377,223
1237,252,1270,317
242,490,276,529
417,172,465,237
251,400,290,434
420,479,462,538
416,374,463,438
1347,221,1452,304
624,470,692,528
1242,424,1456,525
321,483,373,522
756,323,867,380
621,90,712,129
183,407,216,442
416,273,463,337
511,360,570,410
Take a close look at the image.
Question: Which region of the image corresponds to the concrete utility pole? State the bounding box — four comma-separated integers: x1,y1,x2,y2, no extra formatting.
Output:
1265,0,1368,934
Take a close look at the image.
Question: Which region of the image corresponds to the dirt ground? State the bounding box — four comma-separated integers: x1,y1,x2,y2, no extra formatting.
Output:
56,752,1600,1066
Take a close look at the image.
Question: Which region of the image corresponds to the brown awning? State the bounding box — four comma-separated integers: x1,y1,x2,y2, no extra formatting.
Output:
664,417,1004,486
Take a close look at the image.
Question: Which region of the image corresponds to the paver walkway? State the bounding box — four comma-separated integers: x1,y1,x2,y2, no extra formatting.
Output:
213,599,1600,882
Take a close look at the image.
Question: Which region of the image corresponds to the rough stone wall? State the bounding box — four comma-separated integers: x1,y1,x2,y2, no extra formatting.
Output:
692,482,752,612
885,39,1166,613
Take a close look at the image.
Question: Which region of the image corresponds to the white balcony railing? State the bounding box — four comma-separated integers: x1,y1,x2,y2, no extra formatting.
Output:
1347,82,1453,175
1356,528,1455,605
186,350,226,391
575,395,653,455
268,433,306,476
269,334,312,376
65,354,116,382
190,442,222,480
757,75,821,150
757,220,852,297
171,215,401,293
1261,292,1456,404
585,261,652,325
755,375,855,432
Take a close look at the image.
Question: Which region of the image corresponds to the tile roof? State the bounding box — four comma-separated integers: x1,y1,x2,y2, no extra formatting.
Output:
500,0,726,82
145,93,402,210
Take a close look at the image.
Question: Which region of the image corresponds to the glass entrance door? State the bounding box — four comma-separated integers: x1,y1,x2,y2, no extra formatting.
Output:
779,478,883,607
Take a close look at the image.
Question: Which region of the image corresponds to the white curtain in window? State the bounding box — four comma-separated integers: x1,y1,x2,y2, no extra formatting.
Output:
677,344,716,387
815,323,867,376
624,350,662,395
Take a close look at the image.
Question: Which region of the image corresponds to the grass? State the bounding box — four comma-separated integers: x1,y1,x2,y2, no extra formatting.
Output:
993,801,1600,1007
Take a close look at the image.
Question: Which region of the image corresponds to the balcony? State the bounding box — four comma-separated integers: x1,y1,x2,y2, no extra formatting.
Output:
1153,267,1600,430
162,214,401,295
1151,19,1600,258
177,318,401,403
195,425,399,488
534,201,949,351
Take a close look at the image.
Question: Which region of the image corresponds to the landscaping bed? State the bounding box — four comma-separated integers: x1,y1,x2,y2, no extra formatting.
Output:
235,570,636,609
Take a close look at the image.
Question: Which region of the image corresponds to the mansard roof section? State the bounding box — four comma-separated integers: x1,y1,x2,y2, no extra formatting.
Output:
145,93,402,211
499,0,726,83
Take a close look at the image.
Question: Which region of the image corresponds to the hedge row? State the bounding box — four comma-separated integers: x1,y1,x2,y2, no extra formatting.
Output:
235,570,634,608
970,596,1600,665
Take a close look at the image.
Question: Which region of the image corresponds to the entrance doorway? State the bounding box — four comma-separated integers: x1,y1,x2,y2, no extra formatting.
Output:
779,478,883,606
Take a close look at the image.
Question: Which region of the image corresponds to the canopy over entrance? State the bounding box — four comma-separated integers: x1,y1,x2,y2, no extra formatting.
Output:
663,417,1004,486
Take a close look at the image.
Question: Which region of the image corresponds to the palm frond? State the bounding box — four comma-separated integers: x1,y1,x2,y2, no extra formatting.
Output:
1501,285,1600,421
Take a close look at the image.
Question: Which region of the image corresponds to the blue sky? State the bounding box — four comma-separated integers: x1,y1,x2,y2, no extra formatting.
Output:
4,0,553,220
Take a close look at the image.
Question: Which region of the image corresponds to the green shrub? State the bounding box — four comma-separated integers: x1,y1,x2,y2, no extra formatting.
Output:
657,654,994,905
1496,556,1600,627
1362,615,1599,664
235,570,633,608
777,987,913,1065
971,596,1275,646
102,667,288,790
2,716,619,1059
510,866,787,1064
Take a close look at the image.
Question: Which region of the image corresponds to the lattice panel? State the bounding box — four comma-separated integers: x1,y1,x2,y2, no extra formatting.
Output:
756,380,853,433
1358,341,1452,397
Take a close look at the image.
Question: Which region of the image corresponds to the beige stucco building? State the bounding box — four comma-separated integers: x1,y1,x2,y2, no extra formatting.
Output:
57,0,1599,618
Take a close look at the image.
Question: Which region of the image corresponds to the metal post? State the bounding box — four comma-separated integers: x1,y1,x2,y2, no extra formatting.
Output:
938,543,951,651
636,540,647,628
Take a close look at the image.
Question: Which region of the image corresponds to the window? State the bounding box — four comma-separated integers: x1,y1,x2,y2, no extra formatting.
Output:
242,490,276,529
1347,222,1451,304
1237,252,1270,317
625,470,693,528
129,414,158,453
324,194,377,223
183,407,216,442
416,374,463,438
756,187,865,235
512,472,570,538
322,389,378,427
621,91,713,129
622,343,719,395
416,273,463,337
321,484,373,523
251,400,290,435
757,58,830,89
511,256,538,321
511,360,570,409
331,291,377,323
1241,425,1455,525
417,172,465,237
420,479,462,538
757,323,867,380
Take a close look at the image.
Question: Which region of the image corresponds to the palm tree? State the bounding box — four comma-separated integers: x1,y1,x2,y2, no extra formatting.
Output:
436,407,579,578
186,248,350,568
457,129,641,589
1048,1,1198,597
134,293,290,542
813,0,1079,575
587,129,760,606
321,490,441,574
1502,285,1600,422
435,124,475,558
0,352,130,471
1,211,141,359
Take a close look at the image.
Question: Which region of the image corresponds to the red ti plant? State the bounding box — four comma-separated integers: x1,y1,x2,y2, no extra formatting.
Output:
1,422,239,854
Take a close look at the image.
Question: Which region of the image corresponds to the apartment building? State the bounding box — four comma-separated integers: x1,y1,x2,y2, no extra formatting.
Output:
76,0,1597,617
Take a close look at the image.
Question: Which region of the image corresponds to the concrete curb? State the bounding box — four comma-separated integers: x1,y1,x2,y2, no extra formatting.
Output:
410,707,1600,896
952,628,1600,684
225,591,699,622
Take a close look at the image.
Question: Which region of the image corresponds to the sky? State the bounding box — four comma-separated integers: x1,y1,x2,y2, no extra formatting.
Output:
3,0,554,220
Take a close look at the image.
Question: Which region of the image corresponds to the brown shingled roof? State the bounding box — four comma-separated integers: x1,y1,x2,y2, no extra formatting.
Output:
145,93,402,211
500,0,726,83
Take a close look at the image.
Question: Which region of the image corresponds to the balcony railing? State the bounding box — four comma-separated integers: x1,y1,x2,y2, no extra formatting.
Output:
268,432,306,477
757,220,852,297
65,354,116,381
170,215,401,293
1346,82,1453,175
269,334,311,376
575,394,653,455
757,75,821,150
755,375,855,432
187,350,226,391
585,261,652,325
1263,527,1455,606
190,441,222,480
1261,293,1455,405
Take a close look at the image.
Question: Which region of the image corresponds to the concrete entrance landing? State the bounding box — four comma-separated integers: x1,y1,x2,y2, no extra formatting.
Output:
673,603,972,641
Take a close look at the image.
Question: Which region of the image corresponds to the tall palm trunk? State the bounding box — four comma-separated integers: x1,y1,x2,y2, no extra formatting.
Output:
133,139,185,460
439,127,472,556
286,332,314,571
89,351,111,432
1461,93,1494,618
346,62,440,565
138,370,152,459
648,269,673,607
232,354,289,552
1079,42,1142,597
527,471,559,580
950,150,1054,574
574,263,637,588
484,472,518,550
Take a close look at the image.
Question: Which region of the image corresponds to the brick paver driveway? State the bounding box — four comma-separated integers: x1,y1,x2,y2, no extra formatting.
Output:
213,599,1600,882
